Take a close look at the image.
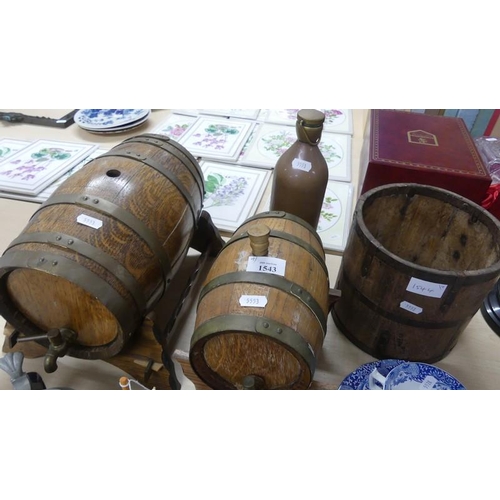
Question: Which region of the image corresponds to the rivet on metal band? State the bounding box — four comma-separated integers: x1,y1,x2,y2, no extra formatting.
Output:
5,231,147,314
33,194,172,290
198,271,327,335
190,314,316,377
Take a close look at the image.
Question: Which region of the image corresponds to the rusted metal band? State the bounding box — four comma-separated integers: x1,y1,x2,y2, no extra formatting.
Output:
98,151,199,223
353,184,500,285
0,250,137,357
5,232,147,313
33,194,172,287
190,314,316,378
198,271,327,335
237,210,324,249
340,268,463,329
121,134,205,200
226,229,329,277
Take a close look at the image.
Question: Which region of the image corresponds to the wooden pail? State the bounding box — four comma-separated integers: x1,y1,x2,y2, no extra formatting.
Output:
332,183,500,363
0,134,204,360
190,211,330,389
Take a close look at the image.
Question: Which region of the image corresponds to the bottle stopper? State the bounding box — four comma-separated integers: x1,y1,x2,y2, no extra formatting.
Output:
247,224,271,256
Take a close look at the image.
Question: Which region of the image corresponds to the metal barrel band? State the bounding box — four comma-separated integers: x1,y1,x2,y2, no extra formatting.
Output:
97,151,200,223
5,231,147,314
352,221,499,287
339,268,464,329
34,194,172,291
354,186,500,285
121,134,205,201
190,314,316,380
198,271,327,335
226,229,329,277
236,210,324,249
0,250,137,359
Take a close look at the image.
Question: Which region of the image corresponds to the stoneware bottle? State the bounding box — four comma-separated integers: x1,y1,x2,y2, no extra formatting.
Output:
269,109,329,229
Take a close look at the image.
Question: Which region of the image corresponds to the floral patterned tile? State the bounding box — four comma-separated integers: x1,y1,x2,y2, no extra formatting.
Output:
0,148,109,204
264,109,353,135
200,161,271,233
317,180,354,253
261,179,354,253
199,109,261,120
239,123,352,181
152,114,197,141
178,117,256,162
0,139,98,196
0,138,31,160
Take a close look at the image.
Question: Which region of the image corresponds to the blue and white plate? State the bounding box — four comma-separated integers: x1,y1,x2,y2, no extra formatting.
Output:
74,109,151,130
339,359,466,390
80,111,151,135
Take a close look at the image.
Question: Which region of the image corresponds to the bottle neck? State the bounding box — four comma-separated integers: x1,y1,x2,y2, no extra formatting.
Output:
296,122,323,146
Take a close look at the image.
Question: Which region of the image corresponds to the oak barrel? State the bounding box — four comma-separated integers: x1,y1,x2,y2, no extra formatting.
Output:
0,134,204,359
332,183,500,363
190,211,330,389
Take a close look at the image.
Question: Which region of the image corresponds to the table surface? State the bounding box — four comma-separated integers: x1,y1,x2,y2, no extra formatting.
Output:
0,109,499,390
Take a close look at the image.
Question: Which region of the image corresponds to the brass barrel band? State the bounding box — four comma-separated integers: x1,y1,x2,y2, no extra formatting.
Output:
198,271,327,335
98,151,199,223
121,134,205,200
34,194,172,289
237,211,324,249
0,250,136,358
190,314,316,378
226,230,329,277
5,232,147,313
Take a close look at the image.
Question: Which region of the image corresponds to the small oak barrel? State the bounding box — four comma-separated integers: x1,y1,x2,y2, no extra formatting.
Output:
0,134,204,360
332,183,500,363
190,211,330,389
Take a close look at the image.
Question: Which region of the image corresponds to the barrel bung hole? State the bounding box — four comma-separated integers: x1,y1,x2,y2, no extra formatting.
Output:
106,169,121,178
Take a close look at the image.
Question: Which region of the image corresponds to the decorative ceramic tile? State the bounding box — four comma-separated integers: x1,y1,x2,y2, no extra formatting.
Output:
317,180,354,253
152,114,198,141
261,180,354,253
264,109,353,135
179,117,256,162
239,123,352,181
0,138,31,160
200,161,271,232
0,148,109,204
0,139,98,196
171,109,200,117
199,109,261,120
38,148,109,201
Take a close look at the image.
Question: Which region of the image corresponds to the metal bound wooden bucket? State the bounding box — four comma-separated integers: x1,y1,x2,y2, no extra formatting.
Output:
190,211,330,389
332,183,500,363
0,134,204,361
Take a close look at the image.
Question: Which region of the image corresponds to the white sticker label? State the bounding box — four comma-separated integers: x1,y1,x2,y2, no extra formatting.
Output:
400,301,423,315
406,277,447,298
77,214,103,229
292,158,312,172
419,376,438,390
246,256,286,276
239,295,268,308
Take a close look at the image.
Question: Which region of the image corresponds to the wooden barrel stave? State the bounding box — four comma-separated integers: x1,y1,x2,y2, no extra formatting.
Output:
0,134,204,359
333,183,500,363
191,212,329,389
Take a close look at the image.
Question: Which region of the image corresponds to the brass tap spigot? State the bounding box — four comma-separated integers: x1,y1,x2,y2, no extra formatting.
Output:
43,328,77,373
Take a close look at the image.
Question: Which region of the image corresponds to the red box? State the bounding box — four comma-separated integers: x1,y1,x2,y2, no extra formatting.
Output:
359,110,492,205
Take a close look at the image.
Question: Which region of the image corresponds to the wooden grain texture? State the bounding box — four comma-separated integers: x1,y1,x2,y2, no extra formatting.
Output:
190,213,330,390
0,134,204,360
333,183,500,363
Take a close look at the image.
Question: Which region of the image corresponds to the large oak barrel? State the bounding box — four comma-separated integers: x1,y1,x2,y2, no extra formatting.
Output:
190,211,330,389
332,183,500,363
0,134,204,360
